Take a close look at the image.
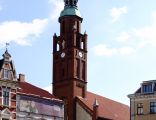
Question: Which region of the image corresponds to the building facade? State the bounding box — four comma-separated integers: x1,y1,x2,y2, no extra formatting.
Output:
52,0,130,120
128,80,156,120
0,50,64,120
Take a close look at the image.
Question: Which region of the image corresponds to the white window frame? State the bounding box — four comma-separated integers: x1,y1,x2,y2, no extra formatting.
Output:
2,88,10,107
3,69,9,79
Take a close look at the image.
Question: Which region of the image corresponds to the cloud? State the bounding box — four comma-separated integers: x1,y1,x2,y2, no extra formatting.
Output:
127,11,156,48
110,6,128,22
49,0,64,20
0,19,48,47
116,32,130,43
92,44,135,57
119,46,136,55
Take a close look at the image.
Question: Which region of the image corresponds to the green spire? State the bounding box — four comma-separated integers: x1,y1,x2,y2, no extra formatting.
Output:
60,0,81,18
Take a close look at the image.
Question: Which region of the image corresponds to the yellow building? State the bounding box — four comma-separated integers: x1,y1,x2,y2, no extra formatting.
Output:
128,80,156,120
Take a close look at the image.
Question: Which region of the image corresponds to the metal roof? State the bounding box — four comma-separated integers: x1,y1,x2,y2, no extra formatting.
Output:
60,6,81,18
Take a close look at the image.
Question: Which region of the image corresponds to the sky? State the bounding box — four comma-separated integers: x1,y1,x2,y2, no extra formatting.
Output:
1,0,156,105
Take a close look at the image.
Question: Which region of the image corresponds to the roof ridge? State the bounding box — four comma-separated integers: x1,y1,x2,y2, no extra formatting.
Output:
88,91,129,107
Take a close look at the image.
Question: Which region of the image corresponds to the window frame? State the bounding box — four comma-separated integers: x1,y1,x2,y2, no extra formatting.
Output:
150,102,156,114
137,103,143,115
2,88,10,106
3,69,9,79
142,84,153,93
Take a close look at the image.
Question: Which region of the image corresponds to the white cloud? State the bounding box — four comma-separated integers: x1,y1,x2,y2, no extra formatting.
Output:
43,86,52,94
132,11,156,48
93,44,135,57
119,46,136,55
116,32,130,43
110,6,128,22
93,44,117,57
0,19,48,47
49,0,64,20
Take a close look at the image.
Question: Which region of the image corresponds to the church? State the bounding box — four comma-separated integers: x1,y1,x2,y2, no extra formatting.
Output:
52,0,130,120
0,0,130,120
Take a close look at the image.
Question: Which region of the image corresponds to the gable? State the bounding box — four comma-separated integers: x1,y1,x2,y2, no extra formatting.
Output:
76,101,92,120
1,108,12,119
77,91,130,120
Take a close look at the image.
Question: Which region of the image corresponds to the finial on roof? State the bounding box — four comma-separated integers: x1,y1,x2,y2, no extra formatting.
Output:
3,42,11,60
93,99,99,107
64,0,78,7
6,42,9,51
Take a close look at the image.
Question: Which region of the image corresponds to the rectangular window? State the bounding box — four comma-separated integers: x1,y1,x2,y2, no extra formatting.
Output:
150,102,156,114
3,69,9,79
137,103,143,115
3,89,10,106
82,61,85,80
143,84,152,93
76,59,80,78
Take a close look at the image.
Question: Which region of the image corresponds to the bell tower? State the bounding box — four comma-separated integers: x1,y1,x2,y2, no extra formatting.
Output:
53,0,88,119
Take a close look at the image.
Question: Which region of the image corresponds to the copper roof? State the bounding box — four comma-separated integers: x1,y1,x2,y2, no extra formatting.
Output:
78,91,130,120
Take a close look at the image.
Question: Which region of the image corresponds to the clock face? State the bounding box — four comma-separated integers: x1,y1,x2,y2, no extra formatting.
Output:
79,52,83,58
61,52,65,58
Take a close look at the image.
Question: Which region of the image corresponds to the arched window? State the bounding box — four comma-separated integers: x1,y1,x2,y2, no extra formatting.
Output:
81,41,84,49
57,43,60,51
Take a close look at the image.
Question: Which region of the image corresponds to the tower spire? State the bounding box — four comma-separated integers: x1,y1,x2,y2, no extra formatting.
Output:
64,0,78,7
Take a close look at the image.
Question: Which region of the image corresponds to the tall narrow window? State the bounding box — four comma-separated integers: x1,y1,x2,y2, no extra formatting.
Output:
76,59,80,78
3,89,10,106
57,43,60,51
82,61,85,80
81,41,84,49
137,103,143,115
150,102,156,114
3,69,9,79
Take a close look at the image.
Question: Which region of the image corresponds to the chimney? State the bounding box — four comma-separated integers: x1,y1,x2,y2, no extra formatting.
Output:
93,99,99,120
18,74,25,82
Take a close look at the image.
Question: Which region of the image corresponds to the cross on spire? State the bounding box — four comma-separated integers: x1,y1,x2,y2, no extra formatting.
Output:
64,0,78,7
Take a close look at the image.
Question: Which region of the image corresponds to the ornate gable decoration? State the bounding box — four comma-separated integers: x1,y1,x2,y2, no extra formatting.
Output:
1,108,12,119
0,50,17,81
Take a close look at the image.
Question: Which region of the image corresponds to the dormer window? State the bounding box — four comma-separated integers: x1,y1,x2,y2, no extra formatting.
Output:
3,69,9,79
143,84,153,93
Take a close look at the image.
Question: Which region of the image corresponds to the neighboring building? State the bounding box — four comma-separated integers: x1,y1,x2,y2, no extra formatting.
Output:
0,50,64,120
128,80,156,120
52,0,130,120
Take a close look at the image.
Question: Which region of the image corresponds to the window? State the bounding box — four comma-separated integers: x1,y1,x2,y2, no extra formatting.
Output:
57,43,60,51
150,102,156,114
137,103,143,115
143,84,152,93
3,89,10,106
82,61,85,80
3,69,9,79
81,41,84,49
76,59,80,78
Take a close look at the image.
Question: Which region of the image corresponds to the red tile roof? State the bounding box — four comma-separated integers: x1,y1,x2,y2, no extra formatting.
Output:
78,91,130,120
17,82,58,100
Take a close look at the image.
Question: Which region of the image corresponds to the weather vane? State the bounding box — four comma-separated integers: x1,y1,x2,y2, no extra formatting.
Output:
6,42,10,51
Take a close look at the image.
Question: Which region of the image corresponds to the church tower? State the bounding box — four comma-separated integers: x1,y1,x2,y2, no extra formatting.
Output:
53,0,87,119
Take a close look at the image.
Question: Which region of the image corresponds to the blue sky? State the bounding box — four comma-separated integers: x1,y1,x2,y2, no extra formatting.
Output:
1,0,156,105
